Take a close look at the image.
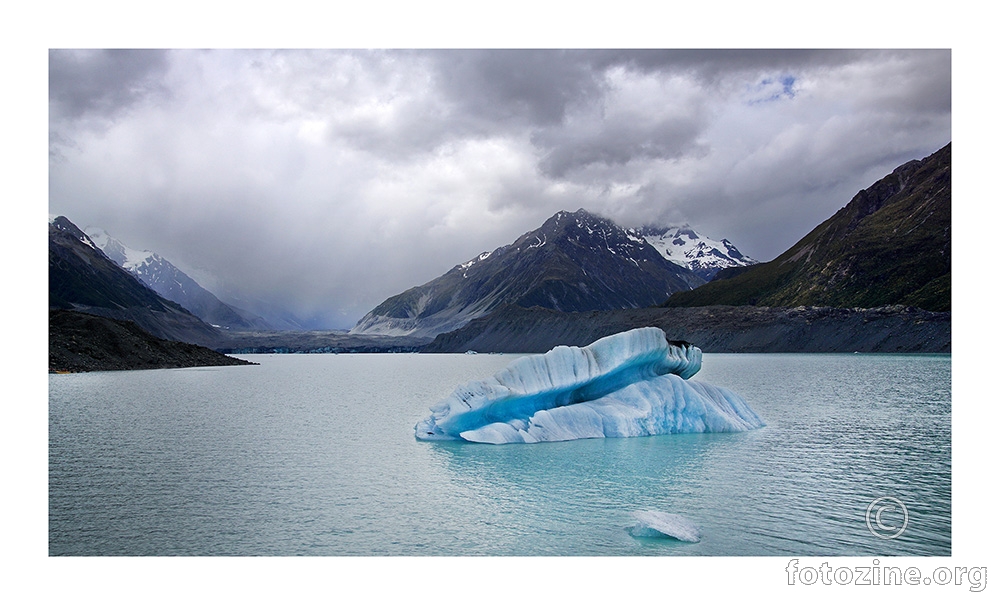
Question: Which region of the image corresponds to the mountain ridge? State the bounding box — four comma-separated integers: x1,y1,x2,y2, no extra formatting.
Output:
351,208,708,338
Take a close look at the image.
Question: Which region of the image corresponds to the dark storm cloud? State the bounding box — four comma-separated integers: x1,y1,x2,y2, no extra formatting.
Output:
49,49,170,121
428,49,867,114
430,50,604,126
49,49,172,160
533,112,707,179
420,50,949,179
589,48,871,77
414,51,715,178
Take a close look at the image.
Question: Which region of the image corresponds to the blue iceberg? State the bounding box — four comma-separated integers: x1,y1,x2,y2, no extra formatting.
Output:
415,327,764,444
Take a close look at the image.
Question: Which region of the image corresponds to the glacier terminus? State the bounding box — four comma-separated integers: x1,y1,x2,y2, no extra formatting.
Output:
415,327,764,444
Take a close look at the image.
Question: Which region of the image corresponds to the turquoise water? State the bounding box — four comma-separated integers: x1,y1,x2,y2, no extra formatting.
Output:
49,353,950,556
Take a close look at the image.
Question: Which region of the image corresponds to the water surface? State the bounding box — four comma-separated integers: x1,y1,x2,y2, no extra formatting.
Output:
49,353,950,556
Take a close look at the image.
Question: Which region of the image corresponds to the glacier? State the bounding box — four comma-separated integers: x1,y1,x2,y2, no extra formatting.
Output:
415,327,764,444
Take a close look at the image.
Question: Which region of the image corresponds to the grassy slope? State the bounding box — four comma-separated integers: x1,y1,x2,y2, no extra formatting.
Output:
666,144,950,312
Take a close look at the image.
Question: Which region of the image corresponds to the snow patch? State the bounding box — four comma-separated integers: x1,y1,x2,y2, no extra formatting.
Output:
641,225,758,276
460,250,496,277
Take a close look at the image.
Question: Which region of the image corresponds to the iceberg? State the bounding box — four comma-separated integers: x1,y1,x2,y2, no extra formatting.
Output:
415,327,763,444
628,511,701,542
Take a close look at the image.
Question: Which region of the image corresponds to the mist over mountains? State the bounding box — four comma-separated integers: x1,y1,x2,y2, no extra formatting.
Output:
49,143,950,360
84,227,274,331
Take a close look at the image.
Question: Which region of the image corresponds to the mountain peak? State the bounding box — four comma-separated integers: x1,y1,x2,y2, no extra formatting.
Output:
50,215,101,252
543,208,611,232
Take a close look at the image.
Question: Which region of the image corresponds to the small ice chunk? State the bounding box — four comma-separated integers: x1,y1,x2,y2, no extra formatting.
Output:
629,510,701,542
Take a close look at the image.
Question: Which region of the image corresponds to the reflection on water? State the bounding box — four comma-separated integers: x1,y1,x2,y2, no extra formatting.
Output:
424,433,728,555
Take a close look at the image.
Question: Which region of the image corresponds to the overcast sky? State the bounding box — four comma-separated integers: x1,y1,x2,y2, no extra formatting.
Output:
48,49,950,328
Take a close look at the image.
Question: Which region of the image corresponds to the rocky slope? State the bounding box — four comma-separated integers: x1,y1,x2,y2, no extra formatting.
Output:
49,310,255,372
421,304,950,354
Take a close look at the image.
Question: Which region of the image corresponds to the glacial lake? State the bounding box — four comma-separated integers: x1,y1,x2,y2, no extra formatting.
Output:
49,352,950,556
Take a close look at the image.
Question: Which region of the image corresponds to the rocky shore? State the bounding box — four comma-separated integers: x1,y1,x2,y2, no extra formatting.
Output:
49,310,256,373
421,304,951,354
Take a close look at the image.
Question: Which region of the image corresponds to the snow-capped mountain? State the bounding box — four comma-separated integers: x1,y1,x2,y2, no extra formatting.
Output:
49,215,222,346
639,225,758,281
85,227,273,331
352,209,706,338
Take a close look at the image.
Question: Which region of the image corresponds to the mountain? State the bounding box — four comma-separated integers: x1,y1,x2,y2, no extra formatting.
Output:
666,143,951,312
352,208,706,338
639,225,758,280
49,215,223,347
84,227,273,331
